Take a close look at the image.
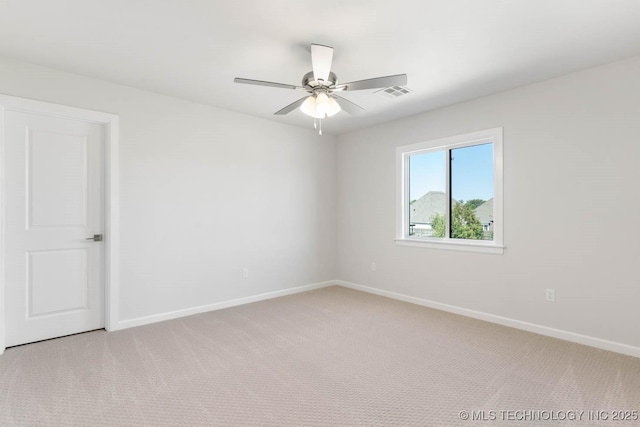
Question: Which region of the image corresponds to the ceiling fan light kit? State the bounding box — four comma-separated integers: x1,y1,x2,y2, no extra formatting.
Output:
300,92,341,119
234,43,407,134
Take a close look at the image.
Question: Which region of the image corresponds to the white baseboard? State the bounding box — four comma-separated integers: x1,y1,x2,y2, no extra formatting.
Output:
335,280,640,359
116,280,336,330
112,278,639,359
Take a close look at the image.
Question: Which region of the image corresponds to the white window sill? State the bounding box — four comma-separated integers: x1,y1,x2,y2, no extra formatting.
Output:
395,238,504,254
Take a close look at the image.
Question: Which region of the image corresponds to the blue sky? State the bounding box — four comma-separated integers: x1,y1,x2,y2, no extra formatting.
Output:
409,143,494,202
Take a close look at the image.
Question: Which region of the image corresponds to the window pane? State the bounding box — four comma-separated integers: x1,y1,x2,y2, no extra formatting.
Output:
450,143,494,240
408,151,446,237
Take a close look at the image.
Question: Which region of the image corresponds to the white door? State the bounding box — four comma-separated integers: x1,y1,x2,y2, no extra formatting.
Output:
4,110,104,347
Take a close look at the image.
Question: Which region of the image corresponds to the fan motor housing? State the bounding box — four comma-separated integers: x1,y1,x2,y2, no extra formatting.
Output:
302,71,337,89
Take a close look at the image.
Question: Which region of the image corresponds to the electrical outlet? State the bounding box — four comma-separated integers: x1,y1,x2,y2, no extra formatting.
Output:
370,262,377,272
242,267,249,279
545,288,555,302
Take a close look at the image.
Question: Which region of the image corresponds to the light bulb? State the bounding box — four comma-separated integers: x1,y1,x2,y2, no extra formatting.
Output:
326,96,341,117
300,96,317,118
316,92,330,117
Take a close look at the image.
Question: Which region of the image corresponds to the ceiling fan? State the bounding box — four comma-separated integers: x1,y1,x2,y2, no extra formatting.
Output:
234,44,408,134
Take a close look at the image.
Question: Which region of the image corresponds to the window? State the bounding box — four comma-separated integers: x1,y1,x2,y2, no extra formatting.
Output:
396,128,503,254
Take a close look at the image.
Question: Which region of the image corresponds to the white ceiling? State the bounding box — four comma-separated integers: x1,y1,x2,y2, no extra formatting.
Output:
1,0,640,135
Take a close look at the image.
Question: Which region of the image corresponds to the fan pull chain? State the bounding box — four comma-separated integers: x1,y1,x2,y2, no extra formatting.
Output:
311,118,323,136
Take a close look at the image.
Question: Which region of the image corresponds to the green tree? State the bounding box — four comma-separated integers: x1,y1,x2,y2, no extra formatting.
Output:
451,202,483,239
430,202,483,239
464,199,485,209
431,212,446,237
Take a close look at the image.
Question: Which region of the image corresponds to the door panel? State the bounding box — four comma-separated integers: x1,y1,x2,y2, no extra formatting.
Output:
28,130,88,228
4,110,104,347
28,249,88,317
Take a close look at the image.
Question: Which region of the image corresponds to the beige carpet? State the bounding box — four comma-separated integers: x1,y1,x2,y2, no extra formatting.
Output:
1,286,639,426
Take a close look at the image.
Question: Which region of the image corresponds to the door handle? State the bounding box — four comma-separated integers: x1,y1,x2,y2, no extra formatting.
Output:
86,234,103,242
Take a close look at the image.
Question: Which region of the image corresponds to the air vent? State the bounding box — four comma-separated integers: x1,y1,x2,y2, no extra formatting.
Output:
375,86,412,99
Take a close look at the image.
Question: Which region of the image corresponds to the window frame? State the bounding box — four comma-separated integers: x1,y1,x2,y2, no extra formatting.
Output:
395,127,504,254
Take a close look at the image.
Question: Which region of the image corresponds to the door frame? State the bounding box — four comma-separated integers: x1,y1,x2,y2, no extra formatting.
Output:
0,94,120,354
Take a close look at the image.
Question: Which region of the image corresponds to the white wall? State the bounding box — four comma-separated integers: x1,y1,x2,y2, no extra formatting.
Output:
0,57,337,323
336,56,640,349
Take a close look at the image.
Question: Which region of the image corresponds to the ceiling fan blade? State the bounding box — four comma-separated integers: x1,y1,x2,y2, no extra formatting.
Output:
274,97,308,115
234,78,305,91
311,44,334,84
333,95,365,115
336,74,407,91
